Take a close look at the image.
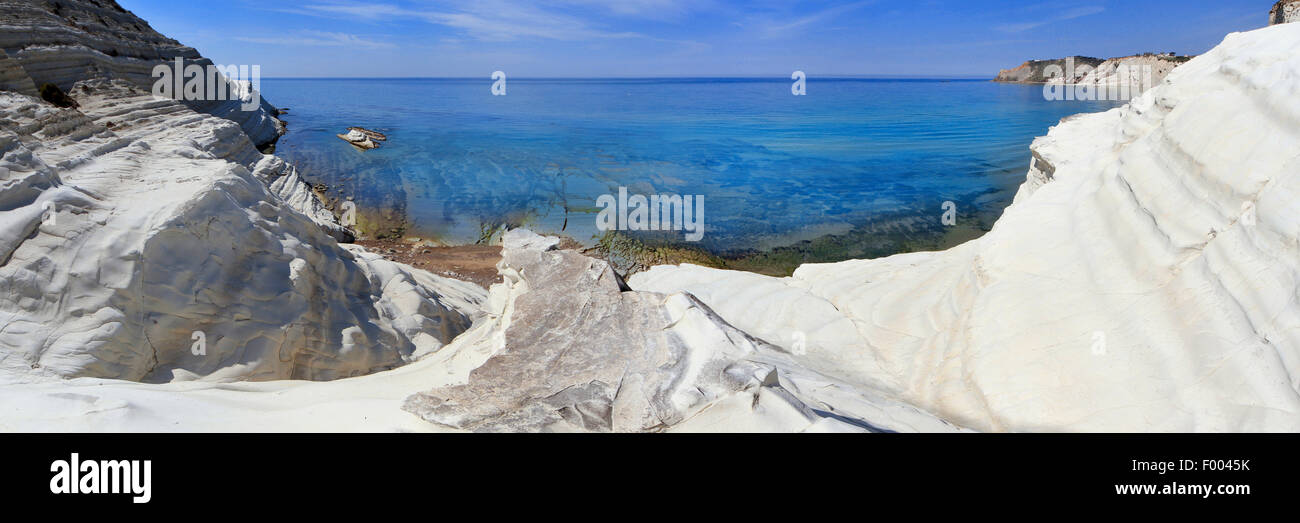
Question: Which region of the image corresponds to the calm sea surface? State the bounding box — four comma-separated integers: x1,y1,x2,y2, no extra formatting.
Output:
260,78,1121,254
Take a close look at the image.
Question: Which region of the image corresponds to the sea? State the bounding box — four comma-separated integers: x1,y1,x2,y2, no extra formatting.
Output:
260,77,1122,266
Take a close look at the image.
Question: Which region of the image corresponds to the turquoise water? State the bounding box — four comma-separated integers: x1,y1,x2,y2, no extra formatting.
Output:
261,78,1121,253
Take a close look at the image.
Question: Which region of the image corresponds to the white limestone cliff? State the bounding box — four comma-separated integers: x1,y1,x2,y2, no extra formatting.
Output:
0,80,486,384
398,230,959,433
997,54,1188,100
0,1,479,385
1054,54,1187,98
632,23,1300,432
0,231,961,433
0,0,284,148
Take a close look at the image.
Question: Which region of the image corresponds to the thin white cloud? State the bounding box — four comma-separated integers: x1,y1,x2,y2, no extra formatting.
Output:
551,0,702,19
294,2,410,21
290,1,644,42
754,1,877,39
235,30,395,49
996,5,1106,33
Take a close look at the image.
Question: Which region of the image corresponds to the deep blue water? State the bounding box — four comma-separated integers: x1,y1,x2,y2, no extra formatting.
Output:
260,78,1121,252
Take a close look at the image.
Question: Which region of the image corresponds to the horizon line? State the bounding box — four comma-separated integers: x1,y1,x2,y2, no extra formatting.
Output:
256,74,993,80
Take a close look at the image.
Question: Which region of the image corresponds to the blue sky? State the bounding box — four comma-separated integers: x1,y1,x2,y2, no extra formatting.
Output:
118,0,1270,78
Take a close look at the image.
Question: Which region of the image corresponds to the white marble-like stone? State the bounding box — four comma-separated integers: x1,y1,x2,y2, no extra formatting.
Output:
0,82,485,384
633,24,1300,433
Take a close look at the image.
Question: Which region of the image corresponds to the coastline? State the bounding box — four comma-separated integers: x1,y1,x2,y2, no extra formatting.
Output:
263,75,1103,278
288,137,1020,277
354,239,504,289
324,194,999,278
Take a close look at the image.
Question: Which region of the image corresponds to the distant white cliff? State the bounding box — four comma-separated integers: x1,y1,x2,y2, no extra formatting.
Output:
996,54,1190,101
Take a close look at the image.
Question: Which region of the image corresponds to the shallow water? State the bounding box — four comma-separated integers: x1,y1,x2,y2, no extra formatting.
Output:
261,77,1122,253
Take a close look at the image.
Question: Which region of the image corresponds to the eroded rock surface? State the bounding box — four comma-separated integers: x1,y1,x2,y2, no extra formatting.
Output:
403,230,959,432
402,231,772,431
633,24,1300,432
0,81,486,383
0,0,284,148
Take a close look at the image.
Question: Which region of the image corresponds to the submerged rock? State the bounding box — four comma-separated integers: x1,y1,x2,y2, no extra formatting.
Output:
337,127,387,150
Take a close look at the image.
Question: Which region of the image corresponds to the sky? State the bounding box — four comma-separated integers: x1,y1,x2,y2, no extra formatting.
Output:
117,0,1272,78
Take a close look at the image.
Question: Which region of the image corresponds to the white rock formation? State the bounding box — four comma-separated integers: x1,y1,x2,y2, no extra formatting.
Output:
0,80,486,383
0,1,482,385
399,230,962,433
632,23,1300,432
0,230,961,433
998,54,1187,100
1057,54,1185,98
0,0,284,148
